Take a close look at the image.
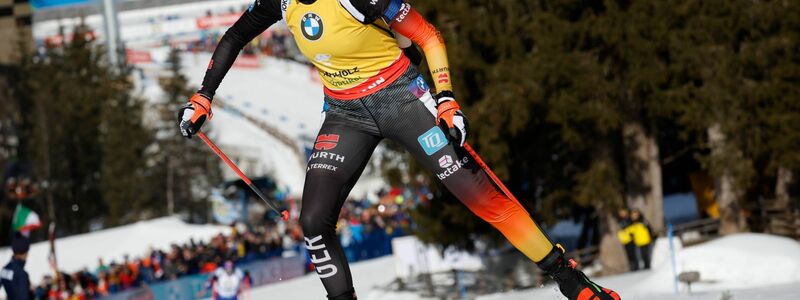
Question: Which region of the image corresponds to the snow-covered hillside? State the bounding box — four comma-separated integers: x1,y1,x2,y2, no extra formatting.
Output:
180,53,324,141
251,234,800,299
136,52,387,198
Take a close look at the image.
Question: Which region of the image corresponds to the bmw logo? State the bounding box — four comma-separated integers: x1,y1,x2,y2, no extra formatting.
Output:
415,77,428,91
301,13,324,41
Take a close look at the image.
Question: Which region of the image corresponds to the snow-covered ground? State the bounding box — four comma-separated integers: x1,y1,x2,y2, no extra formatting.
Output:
251,234,800,299
0,217,229,285
486,282,800,300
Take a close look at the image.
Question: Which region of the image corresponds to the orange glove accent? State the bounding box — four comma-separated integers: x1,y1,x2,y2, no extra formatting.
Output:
436,100,460,128
435,91,468,147
189,94,213,123
179,93,213,138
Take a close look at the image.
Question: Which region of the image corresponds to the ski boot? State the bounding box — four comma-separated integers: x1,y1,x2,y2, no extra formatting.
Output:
538,245,621,300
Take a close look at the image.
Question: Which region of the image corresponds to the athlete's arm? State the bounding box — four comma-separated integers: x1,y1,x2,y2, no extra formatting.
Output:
385,4,467,146
341,0,452,93
343,0,466,145
386,4,452,93
198,0,283,99
395,33,423,66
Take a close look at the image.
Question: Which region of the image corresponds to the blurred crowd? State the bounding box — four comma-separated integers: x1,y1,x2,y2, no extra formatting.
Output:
4,176,37,202
27,186,419,299
616,208,654,271
336,188,418,263
190,28,302,62
180,7,304,62
32,222,295,299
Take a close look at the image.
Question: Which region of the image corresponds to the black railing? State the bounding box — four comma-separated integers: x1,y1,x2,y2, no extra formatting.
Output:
671,218,721,246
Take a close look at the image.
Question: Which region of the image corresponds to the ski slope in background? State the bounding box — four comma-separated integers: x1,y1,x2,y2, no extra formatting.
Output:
178,52,325,141
138,51,387,198
251,234,800,299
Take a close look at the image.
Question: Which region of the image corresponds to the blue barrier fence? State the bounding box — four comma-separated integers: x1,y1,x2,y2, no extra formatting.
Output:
104,255,305,300
104,230,405,299
341,226,405,263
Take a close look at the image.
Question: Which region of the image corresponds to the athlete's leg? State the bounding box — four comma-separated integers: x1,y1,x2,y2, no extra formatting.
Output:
380,88,554,262
300,114,381,300
376,70,619,299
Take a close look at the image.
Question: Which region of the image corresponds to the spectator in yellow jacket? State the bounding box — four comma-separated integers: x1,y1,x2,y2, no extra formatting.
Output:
616,209,639,271
629,209,653,269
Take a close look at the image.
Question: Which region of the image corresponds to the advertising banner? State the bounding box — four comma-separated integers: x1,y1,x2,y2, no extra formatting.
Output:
32,0,89,9
196,13,242,30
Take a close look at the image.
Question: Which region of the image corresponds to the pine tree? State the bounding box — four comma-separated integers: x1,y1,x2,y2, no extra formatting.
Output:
662,0,800,233
14,23,160,232
151,48,222,222
16,25,109,231
99,69,153,226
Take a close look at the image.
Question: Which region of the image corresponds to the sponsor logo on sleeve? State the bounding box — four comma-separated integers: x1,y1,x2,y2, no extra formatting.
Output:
408,75,430,98
436,156,469,180
437,73,450,85
418,127,448,156
394,3,411,23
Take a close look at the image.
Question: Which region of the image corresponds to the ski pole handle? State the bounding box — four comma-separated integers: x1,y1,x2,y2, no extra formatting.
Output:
197,132,290,221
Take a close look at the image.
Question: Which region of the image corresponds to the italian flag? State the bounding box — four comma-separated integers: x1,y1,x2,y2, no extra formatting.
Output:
13,204,42,234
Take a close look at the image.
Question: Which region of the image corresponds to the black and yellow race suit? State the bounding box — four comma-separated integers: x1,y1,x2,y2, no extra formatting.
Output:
197,0,557,299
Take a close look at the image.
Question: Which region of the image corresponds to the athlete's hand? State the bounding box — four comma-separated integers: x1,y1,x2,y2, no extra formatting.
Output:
435,91,468,147
178,93,213,138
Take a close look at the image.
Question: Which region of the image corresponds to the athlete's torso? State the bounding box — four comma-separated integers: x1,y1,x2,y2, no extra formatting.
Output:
282,0,405,93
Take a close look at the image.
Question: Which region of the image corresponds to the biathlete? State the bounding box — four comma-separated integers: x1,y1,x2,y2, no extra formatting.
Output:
179,0,621,299
196,260,246,300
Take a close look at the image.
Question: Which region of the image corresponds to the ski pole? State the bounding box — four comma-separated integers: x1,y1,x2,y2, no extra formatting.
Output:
197,131,290,221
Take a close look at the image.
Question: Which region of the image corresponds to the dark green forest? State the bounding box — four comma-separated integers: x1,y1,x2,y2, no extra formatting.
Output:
0,26,219,242
403,0,799,259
